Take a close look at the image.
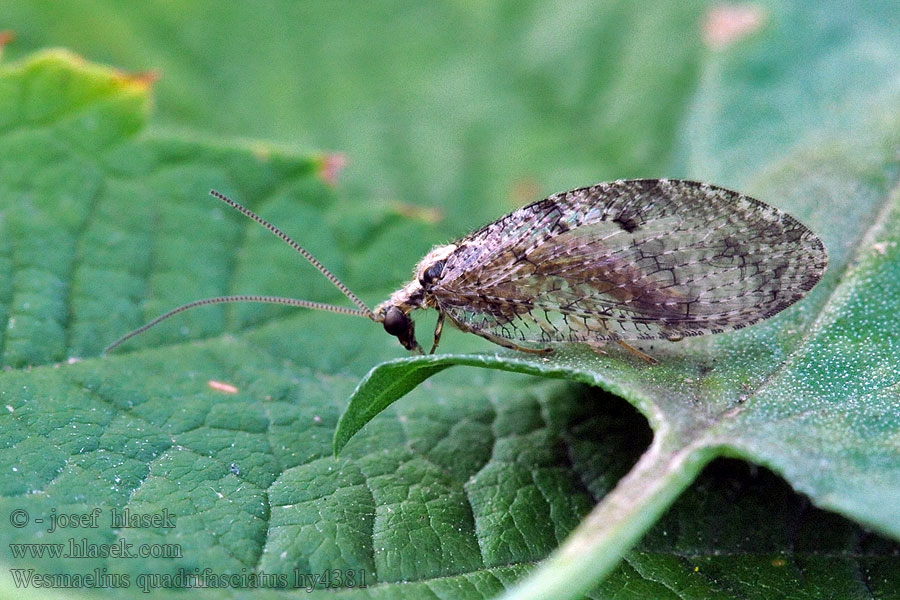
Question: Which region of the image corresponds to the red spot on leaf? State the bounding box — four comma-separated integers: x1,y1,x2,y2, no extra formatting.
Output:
318,153,348,186
703,4,767,50
0,30,16,47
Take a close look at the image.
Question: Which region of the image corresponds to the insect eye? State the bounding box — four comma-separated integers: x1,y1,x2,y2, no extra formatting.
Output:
382,306,409,336
419,260,446,287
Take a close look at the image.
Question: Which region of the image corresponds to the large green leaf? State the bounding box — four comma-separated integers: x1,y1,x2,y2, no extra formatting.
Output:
2,1,900,598
336,7,900,599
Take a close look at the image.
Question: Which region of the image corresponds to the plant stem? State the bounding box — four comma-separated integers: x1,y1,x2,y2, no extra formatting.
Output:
498,434,712,600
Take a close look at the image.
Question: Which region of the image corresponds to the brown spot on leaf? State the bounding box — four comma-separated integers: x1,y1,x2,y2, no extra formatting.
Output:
252,144,272,162
391,201,444,224
508,178,541,209
113,68,160,92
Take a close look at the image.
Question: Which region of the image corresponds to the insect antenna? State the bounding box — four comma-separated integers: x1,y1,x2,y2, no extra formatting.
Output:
104,190,376,354
104,295,371,354
209,190,374,318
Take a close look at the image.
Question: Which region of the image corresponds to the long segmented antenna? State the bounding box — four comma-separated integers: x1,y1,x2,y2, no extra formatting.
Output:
104,295,370,354
209,190,374,317
105,191,377,354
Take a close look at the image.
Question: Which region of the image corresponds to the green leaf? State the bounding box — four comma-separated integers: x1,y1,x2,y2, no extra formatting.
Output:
332,5,900,600
334,358,453,456
3,1,900,598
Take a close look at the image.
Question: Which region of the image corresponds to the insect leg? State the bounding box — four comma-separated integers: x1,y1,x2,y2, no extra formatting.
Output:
429,312,446,354
475,330,554,355
616,340,658,365
586,341,608,357
439,310,552,354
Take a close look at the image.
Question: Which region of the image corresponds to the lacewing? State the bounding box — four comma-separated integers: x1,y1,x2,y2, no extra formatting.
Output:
106,180,827,359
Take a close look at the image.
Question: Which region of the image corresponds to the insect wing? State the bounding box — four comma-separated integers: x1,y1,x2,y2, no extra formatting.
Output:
430,179,827,344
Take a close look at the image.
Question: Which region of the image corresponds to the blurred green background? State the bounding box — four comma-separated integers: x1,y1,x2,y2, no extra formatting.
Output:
4,1,899,235
1,0,711,240
4,0,897,249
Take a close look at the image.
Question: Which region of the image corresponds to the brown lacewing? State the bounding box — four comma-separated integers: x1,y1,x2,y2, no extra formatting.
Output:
105,180,827,360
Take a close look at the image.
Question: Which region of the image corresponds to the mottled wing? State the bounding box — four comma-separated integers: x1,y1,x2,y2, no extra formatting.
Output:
430,179,827,344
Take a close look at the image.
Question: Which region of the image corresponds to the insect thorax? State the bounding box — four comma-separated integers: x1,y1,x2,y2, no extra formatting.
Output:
374,243,457,320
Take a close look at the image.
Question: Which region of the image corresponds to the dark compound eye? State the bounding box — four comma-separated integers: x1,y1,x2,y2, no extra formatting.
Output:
382,306,409,336
419,259,446,287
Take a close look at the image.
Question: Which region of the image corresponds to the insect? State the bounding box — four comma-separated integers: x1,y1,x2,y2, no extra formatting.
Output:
105,180,827,359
